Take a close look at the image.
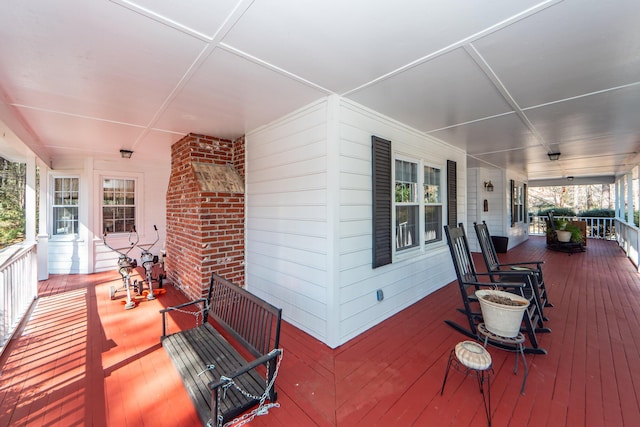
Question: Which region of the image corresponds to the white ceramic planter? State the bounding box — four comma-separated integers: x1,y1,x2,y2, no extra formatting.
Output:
476,289,530,337
555,230,572,242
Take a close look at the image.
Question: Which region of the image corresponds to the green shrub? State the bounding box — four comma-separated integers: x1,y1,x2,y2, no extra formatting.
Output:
578,209,614,217
537,207,576,217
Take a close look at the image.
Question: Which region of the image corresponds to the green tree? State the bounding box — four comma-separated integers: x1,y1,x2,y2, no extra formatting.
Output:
0,156,26,249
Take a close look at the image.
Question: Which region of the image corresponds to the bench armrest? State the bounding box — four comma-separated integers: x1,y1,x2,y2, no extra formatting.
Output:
208,348,283,424
159,298,208,314
160,298,208,338
208,348,283,391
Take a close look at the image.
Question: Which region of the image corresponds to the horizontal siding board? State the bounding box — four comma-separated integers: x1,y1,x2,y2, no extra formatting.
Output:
338,220,371,238
248,205,326,221
247,173,326,192
249,189,327,206
339,172,370,190
248,230,327,253
339,205,371,221
249,217,327,238
340,155,370,176
249,135,326,169
248,157,326,181
339,188,370,206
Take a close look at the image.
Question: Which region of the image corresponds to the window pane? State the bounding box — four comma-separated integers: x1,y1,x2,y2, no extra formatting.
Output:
395,160,418,203
102,178,135,233
396,205,418,250
424,166,441,203
425,206,442,243
53,177,79,235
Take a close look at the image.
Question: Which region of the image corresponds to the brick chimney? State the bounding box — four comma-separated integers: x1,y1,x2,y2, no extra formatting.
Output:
165,133,245,300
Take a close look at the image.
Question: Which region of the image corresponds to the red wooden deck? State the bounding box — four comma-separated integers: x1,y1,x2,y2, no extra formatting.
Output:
2,237,640,426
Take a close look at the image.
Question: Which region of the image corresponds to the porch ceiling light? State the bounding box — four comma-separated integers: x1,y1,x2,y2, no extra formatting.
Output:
120,149,133,159
548,152,561,161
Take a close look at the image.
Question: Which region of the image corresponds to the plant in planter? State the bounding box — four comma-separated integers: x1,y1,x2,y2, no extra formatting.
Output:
475,289,529,337
547,219,584,243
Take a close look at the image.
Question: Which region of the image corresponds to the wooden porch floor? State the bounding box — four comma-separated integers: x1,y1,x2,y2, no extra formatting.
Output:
2,237,640,426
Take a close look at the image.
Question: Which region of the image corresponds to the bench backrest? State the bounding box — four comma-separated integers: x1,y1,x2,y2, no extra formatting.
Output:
205,273,282,359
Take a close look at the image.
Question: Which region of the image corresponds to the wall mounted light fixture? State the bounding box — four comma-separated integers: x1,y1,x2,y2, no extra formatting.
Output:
120,149,133,159
484,181,494,192
548,152,561,161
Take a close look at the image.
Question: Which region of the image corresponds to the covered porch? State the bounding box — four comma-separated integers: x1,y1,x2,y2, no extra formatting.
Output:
1,236,638,426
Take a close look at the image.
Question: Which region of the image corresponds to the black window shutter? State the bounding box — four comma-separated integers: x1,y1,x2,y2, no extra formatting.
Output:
447,160,457,226
510,179,515,227
524,183,528,224
372,136,392,268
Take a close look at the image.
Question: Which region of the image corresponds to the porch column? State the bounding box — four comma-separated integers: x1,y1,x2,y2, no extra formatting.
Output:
627,173,634,226
37,159,49,281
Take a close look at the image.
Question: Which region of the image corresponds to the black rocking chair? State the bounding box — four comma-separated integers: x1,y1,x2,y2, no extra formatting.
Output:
444,223,547,355
474,221,553,327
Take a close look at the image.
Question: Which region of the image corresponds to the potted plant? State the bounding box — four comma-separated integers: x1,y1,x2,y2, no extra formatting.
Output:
475,289,529,337
547,218,583,243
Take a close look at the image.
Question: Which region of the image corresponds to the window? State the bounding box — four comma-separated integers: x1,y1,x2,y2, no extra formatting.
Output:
371,135,449,267
394,159,444,251
395,159,418,250
510,180,527,226
53,177,79,235
102,178,135,233
424,165,442,243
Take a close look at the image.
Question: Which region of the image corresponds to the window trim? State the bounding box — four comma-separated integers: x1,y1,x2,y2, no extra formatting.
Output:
392,154,447,259
96,171,144,236
50,175,80,238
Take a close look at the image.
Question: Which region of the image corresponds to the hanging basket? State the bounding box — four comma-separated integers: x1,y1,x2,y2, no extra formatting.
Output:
475,289,529,337
555,230,571,242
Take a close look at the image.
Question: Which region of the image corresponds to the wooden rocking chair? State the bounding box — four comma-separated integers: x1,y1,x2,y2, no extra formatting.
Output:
444,223,547,355
474,221,552,327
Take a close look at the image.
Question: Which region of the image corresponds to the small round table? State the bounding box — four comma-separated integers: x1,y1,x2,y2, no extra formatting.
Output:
441,340,493,426
477,323,528,395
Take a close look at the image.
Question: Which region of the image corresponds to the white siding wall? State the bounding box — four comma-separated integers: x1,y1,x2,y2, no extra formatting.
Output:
245,100,331,342
246,96,467,348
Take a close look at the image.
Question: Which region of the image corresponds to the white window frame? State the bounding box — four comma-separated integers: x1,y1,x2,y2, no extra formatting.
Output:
51,175,80,237
100,174,139,235
393,154,446,258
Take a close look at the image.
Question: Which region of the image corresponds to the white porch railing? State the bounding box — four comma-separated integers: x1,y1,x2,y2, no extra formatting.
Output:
0,242,38,356
615,219,640,269
528,215,617,240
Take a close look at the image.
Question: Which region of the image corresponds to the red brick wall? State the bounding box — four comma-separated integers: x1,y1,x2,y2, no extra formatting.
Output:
165,133,245,300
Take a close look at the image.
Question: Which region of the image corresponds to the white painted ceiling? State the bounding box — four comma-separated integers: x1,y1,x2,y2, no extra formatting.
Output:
1,0,639,183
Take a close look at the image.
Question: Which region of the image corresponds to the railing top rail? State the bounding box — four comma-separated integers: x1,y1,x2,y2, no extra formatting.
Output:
0,241,37,272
